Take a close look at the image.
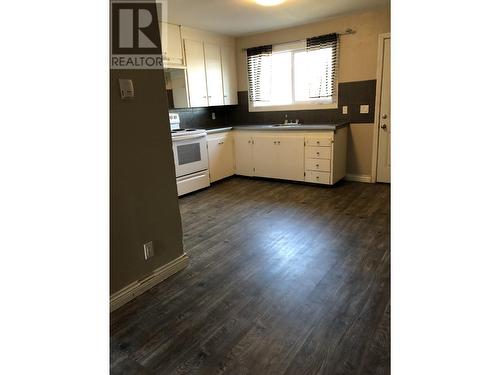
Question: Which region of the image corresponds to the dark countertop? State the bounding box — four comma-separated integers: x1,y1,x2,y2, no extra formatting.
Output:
206,123,349,134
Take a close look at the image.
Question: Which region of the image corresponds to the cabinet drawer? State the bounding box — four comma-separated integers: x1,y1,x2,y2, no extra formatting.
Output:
305,171,331,185
305,137,332,147
305,158,331,172
305,146,331,160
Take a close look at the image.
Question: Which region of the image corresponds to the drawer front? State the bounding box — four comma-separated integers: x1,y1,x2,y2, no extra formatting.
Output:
305,158,331,172
306,138,332,147
305,146,331,160
305,171,331,185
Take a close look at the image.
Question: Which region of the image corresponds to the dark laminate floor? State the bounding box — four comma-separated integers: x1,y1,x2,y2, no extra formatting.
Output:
111,177,390,375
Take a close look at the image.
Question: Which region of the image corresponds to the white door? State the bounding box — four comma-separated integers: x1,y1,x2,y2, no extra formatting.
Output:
207,135,234,182
233,133,254,176
277,136,305,181
376,36,391,183
253,135,278,178
220,45,238,105
203,43,224,106
184,39,208,107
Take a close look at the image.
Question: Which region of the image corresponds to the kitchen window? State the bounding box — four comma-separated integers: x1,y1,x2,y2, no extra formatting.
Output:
247,33,338,112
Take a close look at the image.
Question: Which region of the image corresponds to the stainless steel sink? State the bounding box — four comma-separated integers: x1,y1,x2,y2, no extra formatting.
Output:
271,124,302,128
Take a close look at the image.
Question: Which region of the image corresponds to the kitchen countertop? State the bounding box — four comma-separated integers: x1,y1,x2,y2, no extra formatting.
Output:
205,127,233,134
205,123,349,134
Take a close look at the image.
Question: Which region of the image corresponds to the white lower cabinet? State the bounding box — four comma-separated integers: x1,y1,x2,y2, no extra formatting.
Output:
252,134,304,182
207,132,234,183
233,132,254,176
305,171,331,184
276,136,305,181
252,135,277,178
211,129,347,186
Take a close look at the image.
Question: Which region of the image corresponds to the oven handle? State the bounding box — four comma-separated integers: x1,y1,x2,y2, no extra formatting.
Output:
172,133,207,142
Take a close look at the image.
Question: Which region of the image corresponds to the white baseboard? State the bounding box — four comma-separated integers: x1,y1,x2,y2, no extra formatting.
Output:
344,174,373,183
110,253,189,312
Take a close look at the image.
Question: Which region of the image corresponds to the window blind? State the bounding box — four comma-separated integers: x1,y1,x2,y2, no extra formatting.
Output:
306,33,338,99
247,45,272,103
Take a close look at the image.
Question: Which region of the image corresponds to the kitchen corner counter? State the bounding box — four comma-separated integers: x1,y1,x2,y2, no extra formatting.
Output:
206,127,233,135
205,123,349,134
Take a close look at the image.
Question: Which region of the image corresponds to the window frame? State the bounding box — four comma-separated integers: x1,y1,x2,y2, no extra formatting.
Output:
248,41,338,113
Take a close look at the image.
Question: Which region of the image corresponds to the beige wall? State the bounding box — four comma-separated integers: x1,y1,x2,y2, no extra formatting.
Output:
236,6,390,90
234,6,390,177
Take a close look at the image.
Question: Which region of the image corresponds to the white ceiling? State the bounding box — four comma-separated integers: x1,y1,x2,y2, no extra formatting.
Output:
166,0,389,37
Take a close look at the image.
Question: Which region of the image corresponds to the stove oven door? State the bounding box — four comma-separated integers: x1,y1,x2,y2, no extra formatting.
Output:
172,134,209,178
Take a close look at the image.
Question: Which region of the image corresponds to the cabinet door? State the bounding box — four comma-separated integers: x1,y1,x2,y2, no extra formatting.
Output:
184,39,208,107
161,23,183,65
203,43,224,106
253,135,278,179
233,133,254,176
207,134,234,183
277,136,305,181
220,45,238,105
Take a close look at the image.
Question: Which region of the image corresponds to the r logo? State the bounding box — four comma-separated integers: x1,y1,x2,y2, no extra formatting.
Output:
111,1,161,55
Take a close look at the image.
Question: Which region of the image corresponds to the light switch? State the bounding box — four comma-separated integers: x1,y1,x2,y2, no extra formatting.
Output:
360,104,369,114
211,112,216,120
119,79,134,99
342,106,348,115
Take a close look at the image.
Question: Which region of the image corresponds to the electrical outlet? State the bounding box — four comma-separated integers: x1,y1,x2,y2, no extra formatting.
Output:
360,104,370,114
342,105,348,114
211,112,216,120
143,241,154,260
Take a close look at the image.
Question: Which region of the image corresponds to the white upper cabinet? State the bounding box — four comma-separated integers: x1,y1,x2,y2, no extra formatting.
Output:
203,43,225,106
220,45,238,105
180,26,238,108
184,39,208,107
160,23,184,66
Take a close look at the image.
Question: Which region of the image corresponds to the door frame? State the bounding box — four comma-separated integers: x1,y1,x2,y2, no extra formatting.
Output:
371,33,391,183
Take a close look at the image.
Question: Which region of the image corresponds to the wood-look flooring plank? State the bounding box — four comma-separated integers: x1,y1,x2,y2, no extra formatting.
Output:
110,177,390,375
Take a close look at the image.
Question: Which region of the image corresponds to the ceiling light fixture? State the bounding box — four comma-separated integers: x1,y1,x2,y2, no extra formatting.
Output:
255,0,286,6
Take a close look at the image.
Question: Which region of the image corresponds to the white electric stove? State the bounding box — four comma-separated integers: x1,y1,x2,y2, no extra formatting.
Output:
169,113,210,196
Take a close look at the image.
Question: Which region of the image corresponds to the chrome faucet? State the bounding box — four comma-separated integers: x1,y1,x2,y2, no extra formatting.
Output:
282,114,300,126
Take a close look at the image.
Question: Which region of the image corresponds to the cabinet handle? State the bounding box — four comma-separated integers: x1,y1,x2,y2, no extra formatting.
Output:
316,164,319,167
248,140,251,143
273,141,276,144
202,96,207,98
278,141,281,144
316,141,320,145
316,152,320,155
316,176,320,179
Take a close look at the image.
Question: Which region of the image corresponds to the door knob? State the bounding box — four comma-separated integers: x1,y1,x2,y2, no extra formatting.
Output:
382,114,388,119
381,124,387,129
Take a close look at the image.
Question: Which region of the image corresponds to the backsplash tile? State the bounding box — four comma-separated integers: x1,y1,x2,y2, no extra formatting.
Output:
167,80,376,128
